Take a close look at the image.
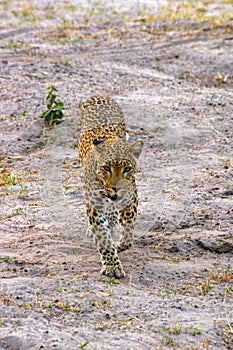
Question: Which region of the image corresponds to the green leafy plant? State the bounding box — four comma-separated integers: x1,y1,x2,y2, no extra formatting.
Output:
42,85,64,126
107,277,119,285
2,256,11,263
3,172,17,186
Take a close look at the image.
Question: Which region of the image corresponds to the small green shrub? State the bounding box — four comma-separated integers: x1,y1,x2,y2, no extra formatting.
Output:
42,85,64,126
2,256,11,263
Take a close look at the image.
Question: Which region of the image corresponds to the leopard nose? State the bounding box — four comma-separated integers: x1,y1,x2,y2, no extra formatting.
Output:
111,194,118,200
109,187,118,200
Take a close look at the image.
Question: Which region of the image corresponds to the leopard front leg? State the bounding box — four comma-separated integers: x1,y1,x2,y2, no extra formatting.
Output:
116,195,138,252
86,202,125,278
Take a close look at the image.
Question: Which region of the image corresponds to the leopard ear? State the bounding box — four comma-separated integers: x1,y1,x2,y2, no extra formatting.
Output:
93,138,105,152
130,139,143,159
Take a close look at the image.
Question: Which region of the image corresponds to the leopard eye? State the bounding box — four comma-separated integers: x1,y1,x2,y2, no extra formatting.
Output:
103,165,111,172
123,166,132,174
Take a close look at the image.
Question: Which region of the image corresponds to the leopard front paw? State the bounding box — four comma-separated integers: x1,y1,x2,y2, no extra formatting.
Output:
116,241,132,252
101,263,125,279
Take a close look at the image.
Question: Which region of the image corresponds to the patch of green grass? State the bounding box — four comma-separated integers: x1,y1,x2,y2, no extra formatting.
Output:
11,3,40,24
58,60,73,67
21,8,33,17
199,275,212,295
173,321,182,335
79,341,89,349
154,321,203,345
1,0,10,11
44,12,56,20
34,139,48,149
159,327,174,345
63,4,77,12
9,172,17,185
2,172,17,186
14,207,25,215
2,256,11,263
156,290,174,298
224,285,233,303
4,41,25,49
18,183,28,199
53,188,62,196
107,277,119,285
42,85,64,126
136,0,233,28
2,186,11,196
150,125,168,133
56,301,82,313
184,325,202,336
197,265,233,296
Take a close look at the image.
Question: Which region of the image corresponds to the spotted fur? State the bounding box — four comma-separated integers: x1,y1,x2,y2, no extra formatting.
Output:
78,96,143,278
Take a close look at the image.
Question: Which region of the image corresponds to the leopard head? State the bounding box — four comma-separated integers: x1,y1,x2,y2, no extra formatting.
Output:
93,138,143,201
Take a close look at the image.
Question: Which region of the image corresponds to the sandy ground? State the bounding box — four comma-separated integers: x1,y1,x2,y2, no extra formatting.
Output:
0,1,233,349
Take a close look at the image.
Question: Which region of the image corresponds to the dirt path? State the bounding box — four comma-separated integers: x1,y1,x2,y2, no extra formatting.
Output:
0,1,233,349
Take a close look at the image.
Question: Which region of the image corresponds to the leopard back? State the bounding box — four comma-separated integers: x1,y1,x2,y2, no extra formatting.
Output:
78,96,127,162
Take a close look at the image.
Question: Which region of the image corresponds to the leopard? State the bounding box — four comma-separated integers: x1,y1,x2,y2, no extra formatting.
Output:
78,96,143,278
